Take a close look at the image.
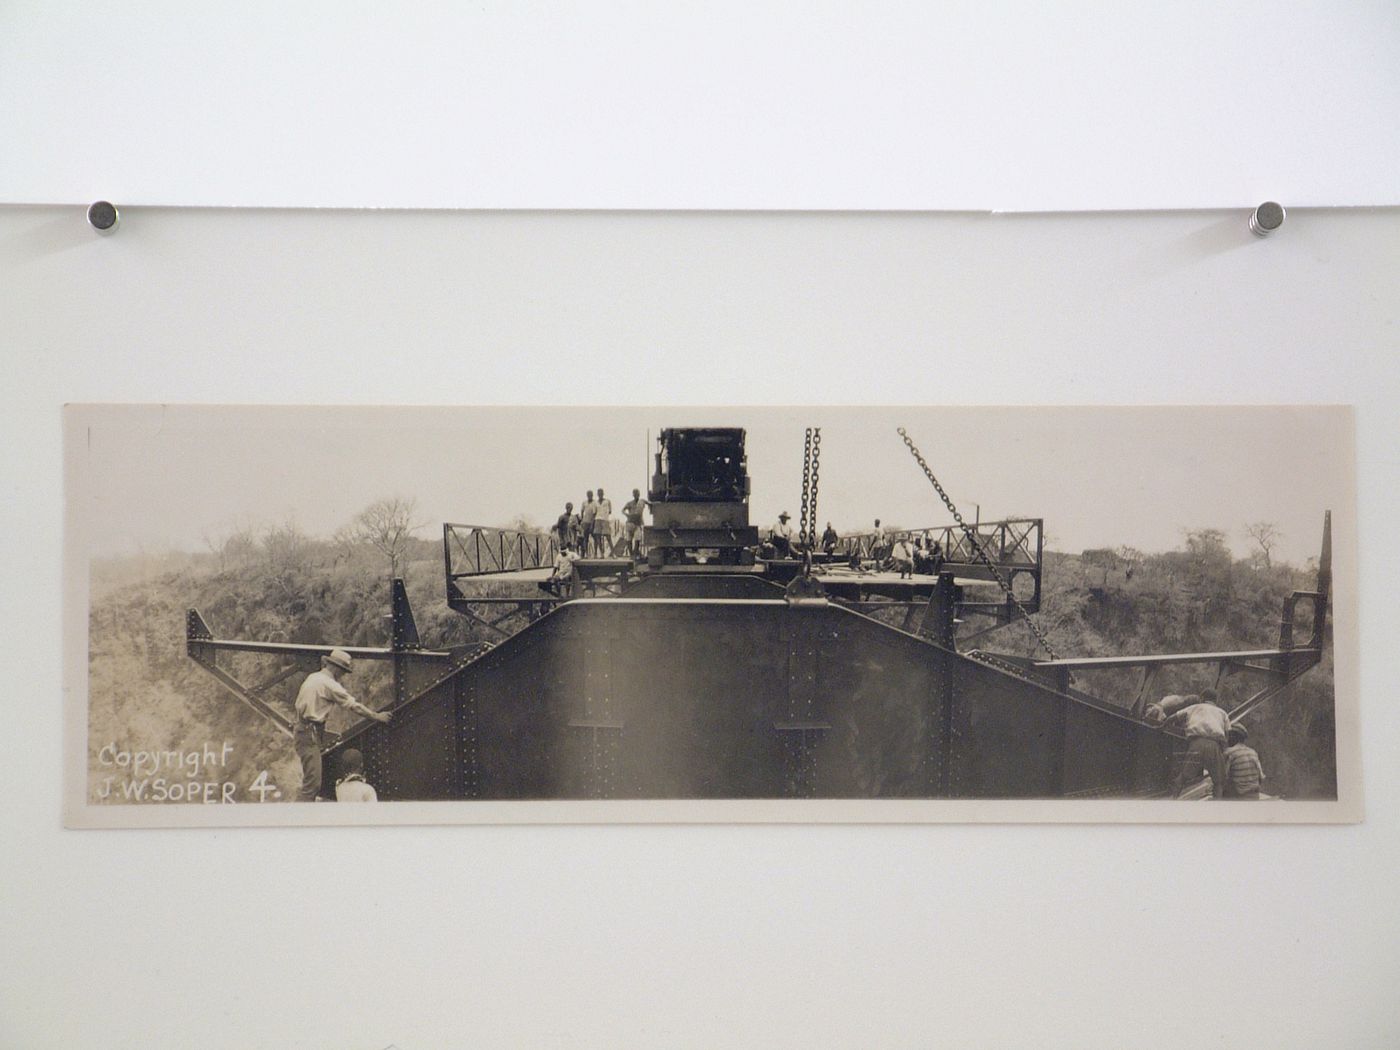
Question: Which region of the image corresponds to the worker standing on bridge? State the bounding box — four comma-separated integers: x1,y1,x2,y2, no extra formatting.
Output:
555,502,578,550
821,522,838,555
595,488,613,555
293,650,391,802
622,488,649,558
580,491,599,557
891,536,915,579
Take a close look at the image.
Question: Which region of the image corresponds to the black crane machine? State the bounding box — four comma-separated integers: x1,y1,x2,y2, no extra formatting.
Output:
645,428,759,569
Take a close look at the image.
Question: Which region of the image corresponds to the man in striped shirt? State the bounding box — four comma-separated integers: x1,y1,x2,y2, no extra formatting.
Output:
1223,724,1266,800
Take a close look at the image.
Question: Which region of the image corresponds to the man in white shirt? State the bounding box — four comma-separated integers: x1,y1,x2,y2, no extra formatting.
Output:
891,537,915,578
547,544,580,598
772,511,794,557
871,519,888,567
1150,688,1230,799
579,491,599,557
622,489,650,557
595,488,614,555
293,649,391,802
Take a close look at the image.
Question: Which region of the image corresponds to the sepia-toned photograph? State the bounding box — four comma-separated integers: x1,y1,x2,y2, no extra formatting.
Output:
65,404,1356,825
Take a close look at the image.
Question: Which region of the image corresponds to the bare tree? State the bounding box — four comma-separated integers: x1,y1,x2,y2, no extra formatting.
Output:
1243,521,1281,568
350,497,425,577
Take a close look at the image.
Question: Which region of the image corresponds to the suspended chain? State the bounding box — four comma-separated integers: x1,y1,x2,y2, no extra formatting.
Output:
799,428,813,549
897,427,1059,660
807,428,821,548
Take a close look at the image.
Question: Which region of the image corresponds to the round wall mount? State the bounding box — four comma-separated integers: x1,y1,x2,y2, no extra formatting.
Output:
1249,201,1285,237
87,201,120,233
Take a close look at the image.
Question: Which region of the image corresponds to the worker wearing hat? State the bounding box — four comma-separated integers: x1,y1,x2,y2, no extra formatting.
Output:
292,648,391,802
1155,687,1230,799
772,511,795,558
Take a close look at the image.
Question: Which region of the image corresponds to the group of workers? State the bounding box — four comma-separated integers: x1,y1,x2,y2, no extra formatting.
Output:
1146,688,1267,799
554,487,617,558
553,487,652,559
547,492,950,581
768,514,944,579
544,487,651,597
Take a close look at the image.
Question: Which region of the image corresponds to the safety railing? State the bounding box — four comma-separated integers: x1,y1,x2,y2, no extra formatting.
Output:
443,523,558,578
837,518,1043,570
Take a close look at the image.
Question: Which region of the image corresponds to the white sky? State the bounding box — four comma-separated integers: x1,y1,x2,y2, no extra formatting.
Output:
71,404,1351,566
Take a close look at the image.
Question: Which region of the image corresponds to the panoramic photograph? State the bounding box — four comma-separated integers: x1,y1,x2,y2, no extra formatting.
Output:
66,404,1353,823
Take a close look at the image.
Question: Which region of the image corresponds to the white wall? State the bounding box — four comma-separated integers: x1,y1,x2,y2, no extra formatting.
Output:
1,2,1398,210
3,5,1399,1046
3,204,1399,1048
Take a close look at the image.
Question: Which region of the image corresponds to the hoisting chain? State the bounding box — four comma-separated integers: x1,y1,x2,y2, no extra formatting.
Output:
797,427,822,551
799,428,813,550
897,427,1059,661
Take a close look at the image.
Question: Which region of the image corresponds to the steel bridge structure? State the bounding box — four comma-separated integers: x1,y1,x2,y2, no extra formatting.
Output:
186,510,1331,803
